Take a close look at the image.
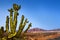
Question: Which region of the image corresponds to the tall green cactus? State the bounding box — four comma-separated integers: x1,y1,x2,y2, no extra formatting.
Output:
0,4,32,40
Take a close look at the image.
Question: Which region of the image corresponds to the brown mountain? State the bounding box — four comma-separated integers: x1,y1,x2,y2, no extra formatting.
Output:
27,28,47,32
27,28,60,32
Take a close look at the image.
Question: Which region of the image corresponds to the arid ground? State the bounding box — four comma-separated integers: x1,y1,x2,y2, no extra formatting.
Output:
25,28,60,40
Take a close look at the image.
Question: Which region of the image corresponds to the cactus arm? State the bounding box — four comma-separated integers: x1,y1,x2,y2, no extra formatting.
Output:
6,16,9,33
1,27,4,35
24,23,32,33
20,18,29,33
17,15,24,37
8,8,13,33
13,10,18,33
16,18,28,37
19,15,24,26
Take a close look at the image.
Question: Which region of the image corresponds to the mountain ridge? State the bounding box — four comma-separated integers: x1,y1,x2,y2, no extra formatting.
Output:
28,28,60,32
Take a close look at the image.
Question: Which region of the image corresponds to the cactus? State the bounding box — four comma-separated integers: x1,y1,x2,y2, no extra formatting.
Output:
0,4,32,40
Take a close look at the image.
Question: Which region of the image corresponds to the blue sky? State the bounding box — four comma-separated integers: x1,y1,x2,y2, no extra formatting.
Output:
0,0,60,30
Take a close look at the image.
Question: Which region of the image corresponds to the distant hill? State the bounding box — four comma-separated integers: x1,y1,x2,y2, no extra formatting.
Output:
49,29,60,31
27,28,47,32
27,28,60,32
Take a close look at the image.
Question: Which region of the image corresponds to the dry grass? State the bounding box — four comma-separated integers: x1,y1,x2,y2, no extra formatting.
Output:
25,31,60,40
